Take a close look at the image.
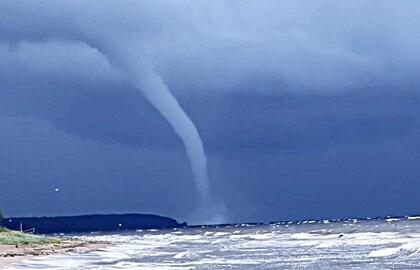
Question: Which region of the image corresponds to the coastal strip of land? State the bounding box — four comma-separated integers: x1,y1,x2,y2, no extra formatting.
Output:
0,229,107,268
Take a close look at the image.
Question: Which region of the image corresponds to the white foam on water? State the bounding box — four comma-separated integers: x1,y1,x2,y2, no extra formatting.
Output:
6,219,420,269
368,247,402,257
213,232,230,237
386,218,400,222
369,240,420,258
173,251,197,259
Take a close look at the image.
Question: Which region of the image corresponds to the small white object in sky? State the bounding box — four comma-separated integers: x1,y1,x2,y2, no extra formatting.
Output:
54,188,60,192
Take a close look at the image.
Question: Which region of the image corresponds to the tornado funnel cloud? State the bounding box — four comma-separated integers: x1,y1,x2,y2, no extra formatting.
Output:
132,69,210,204
97,45,216,222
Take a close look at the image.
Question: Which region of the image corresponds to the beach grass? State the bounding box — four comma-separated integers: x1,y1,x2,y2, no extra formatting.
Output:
0,228,60,246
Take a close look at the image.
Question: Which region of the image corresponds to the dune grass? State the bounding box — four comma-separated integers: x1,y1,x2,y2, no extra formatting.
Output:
0,228,60,246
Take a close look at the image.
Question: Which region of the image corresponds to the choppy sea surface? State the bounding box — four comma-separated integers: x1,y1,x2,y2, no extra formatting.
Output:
6,216,420,269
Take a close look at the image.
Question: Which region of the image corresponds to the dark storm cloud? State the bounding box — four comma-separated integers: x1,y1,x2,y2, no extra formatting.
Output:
2,1,420,222
2,0,420,150
2,0,420,92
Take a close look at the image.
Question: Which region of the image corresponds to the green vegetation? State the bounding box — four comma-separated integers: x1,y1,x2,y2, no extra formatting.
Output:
0,229,60,246
0,209,60,246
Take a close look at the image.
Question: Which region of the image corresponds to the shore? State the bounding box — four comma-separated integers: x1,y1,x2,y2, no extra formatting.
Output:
0,237,107,269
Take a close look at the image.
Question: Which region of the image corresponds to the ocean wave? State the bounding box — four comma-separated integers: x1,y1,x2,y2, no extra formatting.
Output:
6,218,420,269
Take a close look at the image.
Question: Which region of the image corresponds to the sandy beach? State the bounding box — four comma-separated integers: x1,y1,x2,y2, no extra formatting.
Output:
0,239,107,269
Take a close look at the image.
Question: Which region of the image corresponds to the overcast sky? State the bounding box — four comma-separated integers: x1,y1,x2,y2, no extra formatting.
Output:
1,1,420,223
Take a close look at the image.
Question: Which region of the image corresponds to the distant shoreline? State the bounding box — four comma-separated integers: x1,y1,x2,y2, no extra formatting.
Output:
2,213,186,234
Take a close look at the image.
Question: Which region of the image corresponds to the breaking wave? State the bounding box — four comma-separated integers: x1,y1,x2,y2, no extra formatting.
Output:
5,216,420,269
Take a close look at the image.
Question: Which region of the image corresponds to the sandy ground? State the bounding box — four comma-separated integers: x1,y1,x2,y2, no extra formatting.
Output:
0,240,108,269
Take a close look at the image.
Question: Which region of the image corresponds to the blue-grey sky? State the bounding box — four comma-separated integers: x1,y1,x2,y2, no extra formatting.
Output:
1,1,420,223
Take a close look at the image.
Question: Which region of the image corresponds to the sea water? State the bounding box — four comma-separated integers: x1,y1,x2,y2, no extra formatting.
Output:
5,216,420,269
